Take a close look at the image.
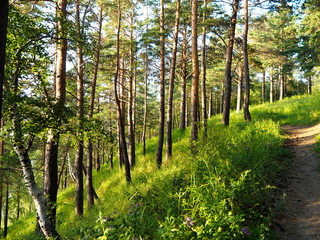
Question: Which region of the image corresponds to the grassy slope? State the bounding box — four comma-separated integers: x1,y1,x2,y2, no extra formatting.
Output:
5,94,320,239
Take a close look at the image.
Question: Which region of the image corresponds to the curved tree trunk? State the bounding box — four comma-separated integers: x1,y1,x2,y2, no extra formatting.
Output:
12,101,60,239
222,0,240,126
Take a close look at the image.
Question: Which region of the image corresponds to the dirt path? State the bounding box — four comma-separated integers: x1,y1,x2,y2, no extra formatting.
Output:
275,124,320,239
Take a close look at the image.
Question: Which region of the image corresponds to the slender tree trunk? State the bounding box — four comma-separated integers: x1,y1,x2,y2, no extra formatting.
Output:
243,0,251,122
236,66,243,113
128,6,136,168
222,0,240,126
191,0,199,143
142,49,148,155
156,0,166,168
270,69,274,103
279,65,283,100
201,0,208,137
262,70,265,103
166,0,180,159
43,0,67,226
115,0,131,183
75,0,84,215
308,75,312,94
179,26,188,130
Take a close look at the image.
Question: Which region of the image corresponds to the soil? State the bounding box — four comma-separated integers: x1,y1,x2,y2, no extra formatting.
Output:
274,124,320,239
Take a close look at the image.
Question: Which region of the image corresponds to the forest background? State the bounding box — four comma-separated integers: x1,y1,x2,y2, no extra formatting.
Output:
0,0,319,239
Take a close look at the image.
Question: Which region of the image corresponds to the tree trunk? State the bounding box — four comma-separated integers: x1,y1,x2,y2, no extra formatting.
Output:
115,0,131,183
243,0,251,122
12,101,60,238
179,26,188,130
156,0,166,168
222,0,240,126
308,75,312,94
262,70,265,103
0,0,8,122
142,48,148,155
279,65,284,100
43,0,67,226
201,0,208,137
128,6,136,168
166,0,180,159
191,0,200,143
236,66,243,113
75,0,84,215
270,69,274,103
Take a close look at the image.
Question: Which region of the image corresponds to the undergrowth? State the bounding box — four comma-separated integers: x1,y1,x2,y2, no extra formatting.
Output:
5,94,320,239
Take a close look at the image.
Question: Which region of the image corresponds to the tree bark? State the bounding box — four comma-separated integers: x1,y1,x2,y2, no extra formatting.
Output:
75,0,84,215
222,0,240,126
243,0,251,122
43,0,67,226
156,0,165,168
166,0,180,159
191,0,200,142
115,0,131,183
201,0,208,137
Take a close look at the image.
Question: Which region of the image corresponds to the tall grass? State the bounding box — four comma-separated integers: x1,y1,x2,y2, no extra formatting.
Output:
5,94,320,239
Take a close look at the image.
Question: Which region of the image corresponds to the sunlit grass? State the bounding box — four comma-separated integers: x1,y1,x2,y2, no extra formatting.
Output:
5,94,320,239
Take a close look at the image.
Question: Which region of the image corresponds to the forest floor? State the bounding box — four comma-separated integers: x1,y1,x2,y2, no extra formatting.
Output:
274,123,320,239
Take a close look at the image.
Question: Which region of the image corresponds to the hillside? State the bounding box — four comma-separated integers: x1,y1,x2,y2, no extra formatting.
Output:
5,94,320,240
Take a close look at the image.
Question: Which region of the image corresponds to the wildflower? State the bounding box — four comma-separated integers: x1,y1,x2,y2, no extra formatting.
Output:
184,217,196,227
241,227,251,235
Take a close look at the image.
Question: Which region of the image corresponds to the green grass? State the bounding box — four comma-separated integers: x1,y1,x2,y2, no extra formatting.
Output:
4,94,320,239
